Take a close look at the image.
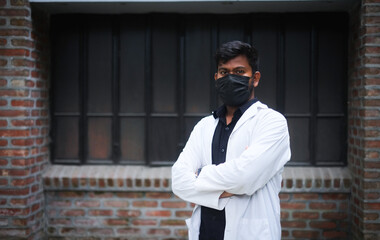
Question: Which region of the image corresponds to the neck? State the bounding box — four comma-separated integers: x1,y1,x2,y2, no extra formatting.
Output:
226,105,238,117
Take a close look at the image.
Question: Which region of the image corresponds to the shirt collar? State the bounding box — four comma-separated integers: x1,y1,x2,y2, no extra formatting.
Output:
213,98,258,119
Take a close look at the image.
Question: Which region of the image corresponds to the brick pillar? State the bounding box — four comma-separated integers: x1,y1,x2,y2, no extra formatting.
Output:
0,0,49,239
348,0,380,239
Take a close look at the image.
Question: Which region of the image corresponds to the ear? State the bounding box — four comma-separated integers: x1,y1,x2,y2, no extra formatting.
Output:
253,71,261,87
214,73,218,81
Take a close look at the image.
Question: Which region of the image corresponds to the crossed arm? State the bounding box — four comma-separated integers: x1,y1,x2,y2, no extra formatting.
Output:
171,112,291,210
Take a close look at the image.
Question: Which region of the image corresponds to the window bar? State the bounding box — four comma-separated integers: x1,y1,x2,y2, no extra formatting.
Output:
178,16,186,153
210,17,219,110
79,21,89,165
112,16,121,164
310,25,318,166
276,17,285,113
145,15,152,165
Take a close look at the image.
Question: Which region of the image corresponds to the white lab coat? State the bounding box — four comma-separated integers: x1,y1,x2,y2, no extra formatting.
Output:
171,101,291,240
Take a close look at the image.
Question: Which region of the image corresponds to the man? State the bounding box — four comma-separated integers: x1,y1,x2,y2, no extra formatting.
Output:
171,40,291,240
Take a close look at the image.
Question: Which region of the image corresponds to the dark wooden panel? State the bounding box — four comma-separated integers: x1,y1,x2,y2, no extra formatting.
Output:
316,118,344,164
287,118,310,164
87,16,113,114
284,20,310,114
119,15,146,114
120,118,145,162
87,118,112,161
251,18,278,109
52,17,80,113
152,15,178,113
317,23,346,114
218,15,246,45
184,15,212,114
55,117,79,159
149,118,179,162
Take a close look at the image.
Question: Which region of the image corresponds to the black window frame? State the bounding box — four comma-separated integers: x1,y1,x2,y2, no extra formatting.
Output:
50,13,348,166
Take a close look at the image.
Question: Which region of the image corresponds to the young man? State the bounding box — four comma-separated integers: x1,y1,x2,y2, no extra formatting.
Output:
171,41,291,240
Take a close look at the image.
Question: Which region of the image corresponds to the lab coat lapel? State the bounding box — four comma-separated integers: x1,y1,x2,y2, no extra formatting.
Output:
231,101,266,135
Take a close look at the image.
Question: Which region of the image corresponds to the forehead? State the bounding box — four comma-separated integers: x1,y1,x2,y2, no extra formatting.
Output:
217,55,250,69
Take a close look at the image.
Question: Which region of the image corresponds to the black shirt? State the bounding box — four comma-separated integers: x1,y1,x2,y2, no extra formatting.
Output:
199,98,258,240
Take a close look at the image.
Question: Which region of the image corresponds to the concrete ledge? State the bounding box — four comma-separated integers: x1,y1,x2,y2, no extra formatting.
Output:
43,165,351,193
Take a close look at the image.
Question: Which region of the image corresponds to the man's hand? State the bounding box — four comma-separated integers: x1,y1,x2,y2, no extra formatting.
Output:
219,191,234,198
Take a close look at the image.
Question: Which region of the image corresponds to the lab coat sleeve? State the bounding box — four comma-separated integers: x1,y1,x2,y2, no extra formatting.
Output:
194,110,291,196
171,119,226,210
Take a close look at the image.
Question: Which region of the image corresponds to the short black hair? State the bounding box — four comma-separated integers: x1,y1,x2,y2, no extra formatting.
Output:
215,40,259,72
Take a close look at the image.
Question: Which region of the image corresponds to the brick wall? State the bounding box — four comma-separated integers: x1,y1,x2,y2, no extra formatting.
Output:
348,0,380,239
43,165,351,240
0,0,50,239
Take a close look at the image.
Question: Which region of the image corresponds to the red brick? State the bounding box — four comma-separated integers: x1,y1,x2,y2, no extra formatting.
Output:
132,219,157,226
103,219,128,226
161,201,186,208
116,210,141,217
292,230,320,239
11,119,34,127
11,177,34,186
280,202,306,209
322,212,347,220
0,149,29,157
364,223,380,231
11,59,35,67
281,211,289,219
146,192,172,199
11,139,34,146
58,191,84,198
322,193,349,200
309,202,336,210
0,139,7,146
104,200,129,208
0,90,29,97
293,193,319,200
60,209,85,217
365,202,380,210
0,159,8,166
147,228,170,235
160,219,186,226
132,201,158,208
11,158,34,167
50,200,71,207
0,59,7,66
281,221,307,228
0,9,29,17
117,228,141,235
175,229,188,237
0,188,29,196
293,212,319,219
310,221,337,229
0,49,29,57
75,200,100,208
146,210,172,217
0,38,6,45
10,18,32,27
10,0,29,6
88,210,113,216
175,211,192,218
323,231,347,239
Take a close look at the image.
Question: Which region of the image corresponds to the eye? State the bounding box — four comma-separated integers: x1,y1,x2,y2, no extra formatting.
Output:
235,69,245,75
219,70,227,75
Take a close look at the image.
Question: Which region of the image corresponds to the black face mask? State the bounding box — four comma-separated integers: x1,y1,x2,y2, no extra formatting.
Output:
215,74,253,107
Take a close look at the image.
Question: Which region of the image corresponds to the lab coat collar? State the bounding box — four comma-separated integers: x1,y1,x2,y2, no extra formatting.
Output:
231,101,268,135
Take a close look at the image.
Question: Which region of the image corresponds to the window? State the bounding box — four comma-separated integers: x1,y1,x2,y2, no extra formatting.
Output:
51,13,348,166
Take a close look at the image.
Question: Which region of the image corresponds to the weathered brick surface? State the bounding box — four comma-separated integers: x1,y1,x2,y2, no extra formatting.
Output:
0,0,49,239
348,0,380,239
42,166,351,240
